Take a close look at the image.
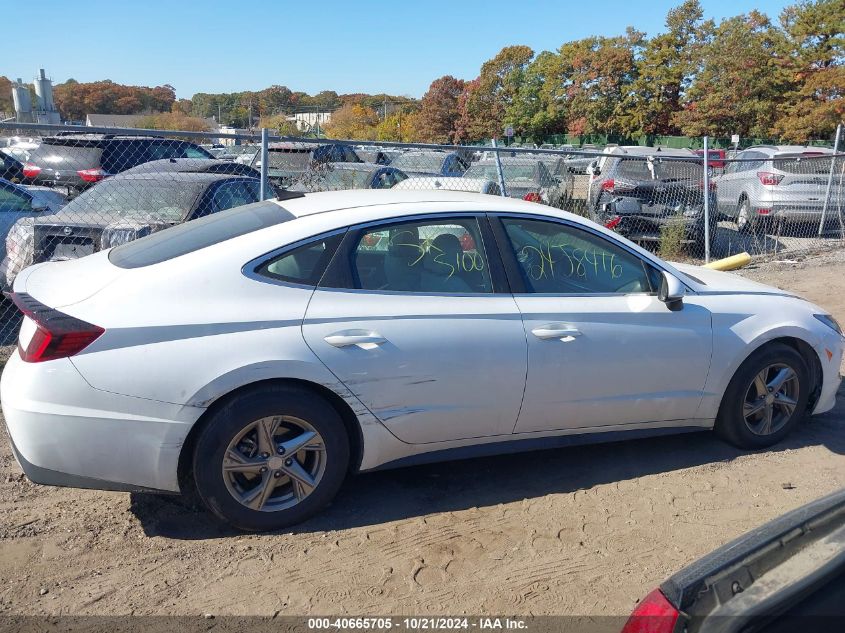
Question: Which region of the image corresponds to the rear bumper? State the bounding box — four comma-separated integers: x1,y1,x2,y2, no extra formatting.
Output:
1,353,203,493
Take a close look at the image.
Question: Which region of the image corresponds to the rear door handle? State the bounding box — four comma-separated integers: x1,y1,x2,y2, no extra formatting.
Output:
324,332,386,349
531,326,582,341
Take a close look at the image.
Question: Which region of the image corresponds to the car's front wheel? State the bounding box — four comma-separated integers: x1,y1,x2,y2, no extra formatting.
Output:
192,385,350,531
715,343,810,449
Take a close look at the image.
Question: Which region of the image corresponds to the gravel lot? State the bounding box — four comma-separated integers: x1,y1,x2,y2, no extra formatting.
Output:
1,253,844,617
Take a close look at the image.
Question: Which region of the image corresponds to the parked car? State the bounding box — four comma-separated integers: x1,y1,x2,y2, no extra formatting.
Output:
392,176,501,195
252,142,363,187
563,144,608,175
19,134,215,192
286,163,407,192
2,189,841,531
588,146,716,251
463,158,569,207
623,486,845,633
1,150,26,183
714,146,842,233
0,179,67,289
120,158,263,179
389,151,468,177
694,147,727,170
2,172,262,285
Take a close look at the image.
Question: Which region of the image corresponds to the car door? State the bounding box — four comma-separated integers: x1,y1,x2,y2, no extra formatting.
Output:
301,214,528,444
493,214,713,434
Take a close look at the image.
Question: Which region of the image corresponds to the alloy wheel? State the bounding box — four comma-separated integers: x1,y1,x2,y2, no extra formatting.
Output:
742,363,800,436
222,416,327,512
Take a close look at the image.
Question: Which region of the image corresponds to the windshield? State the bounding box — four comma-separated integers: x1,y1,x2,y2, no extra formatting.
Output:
465,164,537,180
390,153,445,171
615,158,702,181
266,149,313,171
60,178,204,222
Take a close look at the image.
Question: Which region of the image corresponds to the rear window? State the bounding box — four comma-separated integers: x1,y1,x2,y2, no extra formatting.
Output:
773,154,839,175
108,200,295,268
61,178,206,222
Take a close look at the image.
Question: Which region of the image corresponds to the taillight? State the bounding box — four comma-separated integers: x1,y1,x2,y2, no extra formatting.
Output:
523,192,543,203
757,171,783,186
698,179,717,192
6,292,104,363
459,232,476,251
601,179,615,192
621,588,680,633
604,216,621,230
758,208,771,215
22,163,41,179
77,168,109,183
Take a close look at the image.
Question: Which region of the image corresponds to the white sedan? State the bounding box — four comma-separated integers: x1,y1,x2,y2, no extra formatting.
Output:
2,190,842,531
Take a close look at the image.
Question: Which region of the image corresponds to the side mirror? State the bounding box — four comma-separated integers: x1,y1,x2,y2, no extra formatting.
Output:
658,271,685,310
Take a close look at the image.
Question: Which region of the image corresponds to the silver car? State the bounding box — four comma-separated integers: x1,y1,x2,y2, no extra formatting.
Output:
715,145,842,232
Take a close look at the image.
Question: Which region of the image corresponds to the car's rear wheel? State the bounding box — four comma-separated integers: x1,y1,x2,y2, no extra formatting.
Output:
737,198,753,233
192,385,350,531
715,343,809,449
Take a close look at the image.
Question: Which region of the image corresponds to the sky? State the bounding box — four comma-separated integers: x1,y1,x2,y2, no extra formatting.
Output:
4,0,795,100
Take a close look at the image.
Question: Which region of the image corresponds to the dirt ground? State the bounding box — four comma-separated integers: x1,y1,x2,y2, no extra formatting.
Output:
1,252,844,617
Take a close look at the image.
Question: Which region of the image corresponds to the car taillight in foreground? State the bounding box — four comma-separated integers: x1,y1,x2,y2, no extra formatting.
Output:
757,171,784,186
523,192,543,203
77,168,109,183
601,178,615,192
6,292,104,363
620,588,680,633
22,163,41,179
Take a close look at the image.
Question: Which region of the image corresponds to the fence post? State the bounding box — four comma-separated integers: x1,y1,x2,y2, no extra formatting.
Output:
491,138,508,197
259,127,269,200
703,135,711,264
818,123,842,237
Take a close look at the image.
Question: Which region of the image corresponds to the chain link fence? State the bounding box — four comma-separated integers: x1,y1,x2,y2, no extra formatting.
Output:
1,122,843,343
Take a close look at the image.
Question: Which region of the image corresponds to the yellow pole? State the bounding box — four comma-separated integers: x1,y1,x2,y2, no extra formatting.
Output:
703,252,751,271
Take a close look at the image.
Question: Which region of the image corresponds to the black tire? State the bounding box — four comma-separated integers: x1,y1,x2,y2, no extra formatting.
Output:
715,343,810,449
737,198,753,233
192,384,350,531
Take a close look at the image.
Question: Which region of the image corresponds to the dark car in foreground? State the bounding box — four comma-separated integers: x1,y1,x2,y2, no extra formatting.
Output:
20,134,215,191
3,172,262,283
589,147,716,251
623,487,845,633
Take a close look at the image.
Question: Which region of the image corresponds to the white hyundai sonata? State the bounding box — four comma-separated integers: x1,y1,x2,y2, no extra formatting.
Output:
2,190,843,530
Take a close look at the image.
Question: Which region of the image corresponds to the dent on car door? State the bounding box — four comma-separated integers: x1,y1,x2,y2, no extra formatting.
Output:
301,214,528,444
492,215,713,433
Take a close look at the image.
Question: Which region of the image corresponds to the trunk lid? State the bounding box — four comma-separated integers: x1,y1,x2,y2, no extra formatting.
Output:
14,250,125,308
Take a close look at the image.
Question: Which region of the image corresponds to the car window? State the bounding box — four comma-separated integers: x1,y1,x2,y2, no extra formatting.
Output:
256,233,344,286
101,142,148,173
501,217,659,294
0,184,32,213
109,200,294,268
183,144,213,159
349,217,492,294
209,180,260,214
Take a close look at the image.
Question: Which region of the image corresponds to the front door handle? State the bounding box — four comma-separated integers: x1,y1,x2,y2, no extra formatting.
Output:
324,332,386,349
531,326,582,341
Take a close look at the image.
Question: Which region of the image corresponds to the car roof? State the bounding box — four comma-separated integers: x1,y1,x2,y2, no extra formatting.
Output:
108,172,253,183
606,146,697,157
120,158,251,174
392,177,497,191
273,189,540,219
746,145,834,155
